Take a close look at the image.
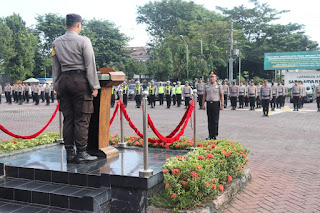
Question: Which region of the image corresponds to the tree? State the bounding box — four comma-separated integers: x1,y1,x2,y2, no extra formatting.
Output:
81,19,130,69
0,19,14,67
2,14,37,81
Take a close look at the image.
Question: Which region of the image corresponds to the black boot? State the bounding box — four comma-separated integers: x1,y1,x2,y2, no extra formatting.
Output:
65,146,76,163
75,146,97,163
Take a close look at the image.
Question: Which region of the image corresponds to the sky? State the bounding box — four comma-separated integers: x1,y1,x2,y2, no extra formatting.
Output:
0,0,319,47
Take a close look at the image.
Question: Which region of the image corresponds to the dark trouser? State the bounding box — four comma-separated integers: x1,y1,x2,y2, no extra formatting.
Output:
41,91,45,102
123,94,127,106
147,96,150,105
245,96,249,106
270,96,276,109
317,97,320,110
176,94,182,107
249,97,255,109
135,95,141,107
256,96,260,108
18,92,23,105
5,92,8,103
51,91,54,103
230,96,237,108
293,96,299,110
166,95,171,108
8,94,12,104
277,95,283,108
45,93,50,105
32,92,35,102
198,94,203,109
206,101,220,139
262,99,270,115
282,95,286,106
150,95,155,108
185,97,190,107
224,94,228,107
0,93,1,104
239,95,244,108
35,93,39,105
111,94,115,107
159,94,164,105
300,97,304,108
59,74,93,148
172,95,176,105
25,91,29,103
14,92,17,102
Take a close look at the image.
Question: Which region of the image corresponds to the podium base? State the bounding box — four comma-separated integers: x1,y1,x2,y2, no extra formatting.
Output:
100,146,119,159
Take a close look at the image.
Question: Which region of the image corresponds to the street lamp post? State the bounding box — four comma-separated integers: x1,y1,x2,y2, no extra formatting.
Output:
180,35,189,81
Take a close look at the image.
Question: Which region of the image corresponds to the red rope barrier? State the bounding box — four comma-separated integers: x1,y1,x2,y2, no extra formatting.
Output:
110,101,120,126
0,102,60,139
147,100,194,143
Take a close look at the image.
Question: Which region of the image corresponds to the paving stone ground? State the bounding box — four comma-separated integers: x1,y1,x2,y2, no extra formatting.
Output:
0,98,320,213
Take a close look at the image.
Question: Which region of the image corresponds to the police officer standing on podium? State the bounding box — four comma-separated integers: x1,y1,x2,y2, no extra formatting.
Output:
52,13,99,163
202,72,224,140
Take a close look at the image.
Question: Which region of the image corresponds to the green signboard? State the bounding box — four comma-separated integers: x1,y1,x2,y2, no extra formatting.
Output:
264,51,320,70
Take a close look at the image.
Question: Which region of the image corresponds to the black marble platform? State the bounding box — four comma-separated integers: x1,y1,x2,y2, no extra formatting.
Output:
0,145,188,212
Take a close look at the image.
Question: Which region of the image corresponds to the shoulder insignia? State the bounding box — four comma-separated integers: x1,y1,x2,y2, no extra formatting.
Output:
51,48,56,57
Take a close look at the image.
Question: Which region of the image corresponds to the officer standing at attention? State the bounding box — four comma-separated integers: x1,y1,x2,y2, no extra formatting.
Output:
282,82,288,107
121,82,128,107
229,81,239,110
300,81,306,109
44,83,51,106
52,13,100,163
149,80,157,108
238,82,245,108
158,82,164,106
270,81,278,111
291,80,301,111
147,82,151,105
248,80,257,110
17,82,24,105
172,82,176,106
0,84,2,104
182,81,192,108
34,84,40,105
260,80,272,117
244,82,249,107
277,81,284,108
202,72,224,140
8,84,13,104
315,81,320,112
222,80,229,108
40,84,45,102
165,81,172,109
24,84,30,103
196,78,205,109
134,81,142,108
176,81,182,107
256,81,262,108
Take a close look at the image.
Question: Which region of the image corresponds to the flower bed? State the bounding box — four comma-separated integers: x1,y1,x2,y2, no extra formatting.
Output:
0,132,59,154
151,139,249,211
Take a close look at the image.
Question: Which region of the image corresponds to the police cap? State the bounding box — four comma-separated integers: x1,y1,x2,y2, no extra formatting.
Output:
209,71,217,77
135,80,140,84
151,80,154,83
177,81,181,84
66,14,82,27
166,81,170,84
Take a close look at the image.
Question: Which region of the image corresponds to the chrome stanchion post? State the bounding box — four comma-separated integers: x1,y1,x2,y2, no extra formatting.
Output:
191,89,197,150
139,91,153,178
118,89,127,148
57,111,64,144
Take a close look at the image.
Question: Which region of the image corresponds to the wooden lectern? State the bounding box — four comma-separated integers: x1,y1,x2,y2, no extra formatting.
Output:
87,67,125,159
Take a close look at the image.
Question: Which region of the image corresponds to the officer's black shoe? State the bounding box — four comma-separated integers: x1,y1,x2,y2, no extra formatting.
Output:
75,147,97,164
66,148,76,163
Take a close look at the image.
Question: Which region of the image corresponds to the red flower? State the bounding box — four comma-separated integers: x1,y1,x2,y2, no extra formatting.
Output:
228,175,232,182
239,166,242,170
182,181,187,186
213,179,217,183
242,154,247,158
191,171,199,178
172,193,176,198
135,141,140,146
198,155,205,160
172,169,181,175
195,165,202,170
219,184,224,192
165,184,170,189
207,154,214,159
212,185,217,190
211,144,216,149
205,181,210,187
13,140,17,144
163,169,169,174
